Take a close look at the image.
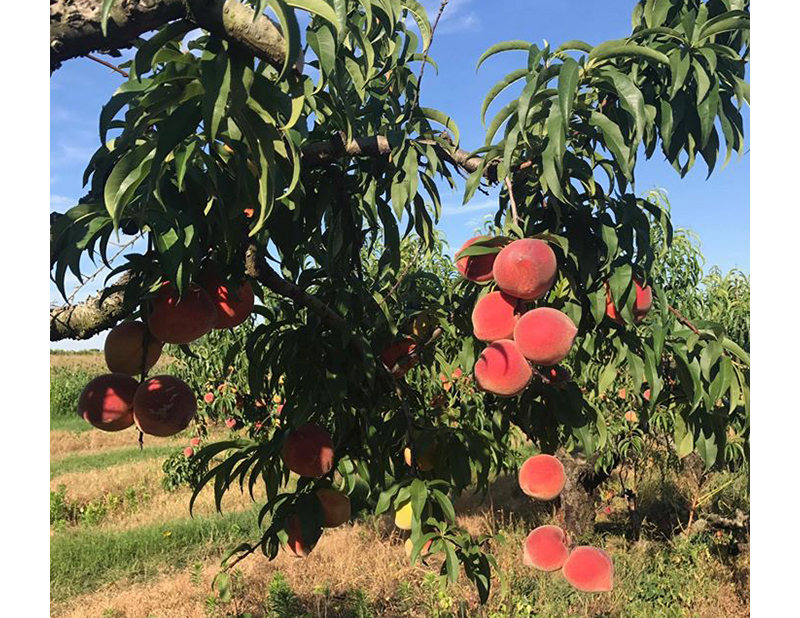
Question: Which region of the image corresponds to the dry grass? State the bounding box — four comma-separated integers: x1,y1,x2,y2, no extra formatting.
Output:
52,521,420,618
51,459,164,503
51,456,270,532
50,428,185,458
49,351,175,370
52,517,749,618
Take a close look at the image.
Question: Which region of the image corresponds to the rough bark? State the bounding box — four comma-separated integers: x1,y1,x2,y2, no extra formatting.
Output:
557,449,614,538
51,0,285,73
301,133,489,178
50,273,134,341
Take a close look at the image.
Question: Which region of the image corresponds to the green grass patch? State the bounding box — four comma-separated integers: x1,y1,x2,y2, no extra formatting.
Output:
50,415,94,433
51,445,177,479
50,505,263,602
51,367,95,419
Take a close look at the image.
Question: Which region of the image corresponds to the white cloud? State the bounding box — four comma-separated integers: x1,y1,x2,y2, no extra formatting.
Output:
442,198,496,216
51,141,97,169
50,194,76,211
424,0,480,35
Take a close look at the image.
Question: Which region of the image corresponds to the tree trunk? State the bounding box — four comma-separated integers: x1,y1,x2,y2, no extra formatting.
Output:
556,449,614,539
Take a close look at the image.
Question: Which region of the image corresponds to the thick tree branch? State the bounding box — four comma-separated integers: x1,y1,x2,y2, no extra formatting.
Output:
51,0,286,73
50,273,134,341
301,133,491,179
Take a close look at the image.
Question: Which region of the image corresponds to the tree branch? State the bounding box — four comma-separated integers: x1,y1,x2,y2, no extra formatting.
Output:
50,273,134,341
668,304,701,335
243,243,368,358
301,133,492,179
50,0,286,73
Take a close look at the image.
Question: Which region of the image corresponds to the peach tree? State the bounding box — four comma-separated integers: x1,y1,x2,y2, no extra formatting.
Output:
50,0,749,602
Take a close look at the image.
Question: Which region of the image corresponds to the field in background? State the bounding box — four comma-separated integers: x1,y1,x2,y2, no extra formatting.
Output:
50,353,749,618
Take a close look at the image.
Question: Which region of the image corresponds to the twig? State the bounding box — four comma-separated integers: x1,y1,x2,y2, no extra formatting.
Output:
223,542,259,571
86,53,129,78
66,234,143,304
668,305,701,336
410,0,449,111
504,176,520,226
379,242,426,307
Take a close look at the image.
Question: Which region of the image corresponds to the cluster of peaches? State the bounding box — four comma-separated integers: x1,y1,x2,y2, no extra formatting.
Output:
457,235,655,397
76,270,255,438
518,454,614,592
456,236,578,396
278,423,353,557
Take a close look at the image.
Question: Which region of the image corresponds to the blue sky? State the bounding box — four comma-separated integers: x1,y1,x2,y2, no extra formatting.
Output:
50,0,749,349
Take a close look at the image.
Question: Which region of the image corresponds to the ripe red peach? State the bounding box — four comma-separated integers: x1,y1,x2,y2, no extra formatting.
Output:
380,338,419,378
455,236,503,282
562,546,614,592
513,308,577,366
474,339,532,397
403,442,436,471
200,271,255,329
147,283,218,344
77,373,138,432
316,488,351,528
606,280,653,324
284,515,312,558
492,239,557,300
471,291,521,342
103,321,163,376
183,447,194,457
133,375,197,437
281,424,335,478
518,454,566,500
523,525,569,571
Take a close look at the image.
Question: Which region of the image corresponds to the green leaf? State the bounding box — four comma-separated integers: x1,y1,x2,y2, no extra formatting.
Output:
444,540,459,584
201,49,232,142
401,0,432,51
697,16,750,42
268,0,302,80
284,0,342,33
100,0,117,37
431,489,456,523
589,44,669,67
643,0,671,28
542,104,565,200
668,48,691,98
675,416,694,458
697,80,720,148
604,68,647,145
150,99,202,185
419,107,460,147
721,337,750,365
557,57,580,127
99,92,138,144
589,111,632,180
692,58,711,104
484,102,516,146
135,20,194,77
480,68,528,126
103,144,155,227
476,40,531,71
555,40,593,54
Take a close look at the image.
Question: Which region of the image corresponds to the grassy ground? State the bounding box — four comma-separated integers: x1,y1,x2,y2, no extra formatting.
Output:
49,359,749,618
